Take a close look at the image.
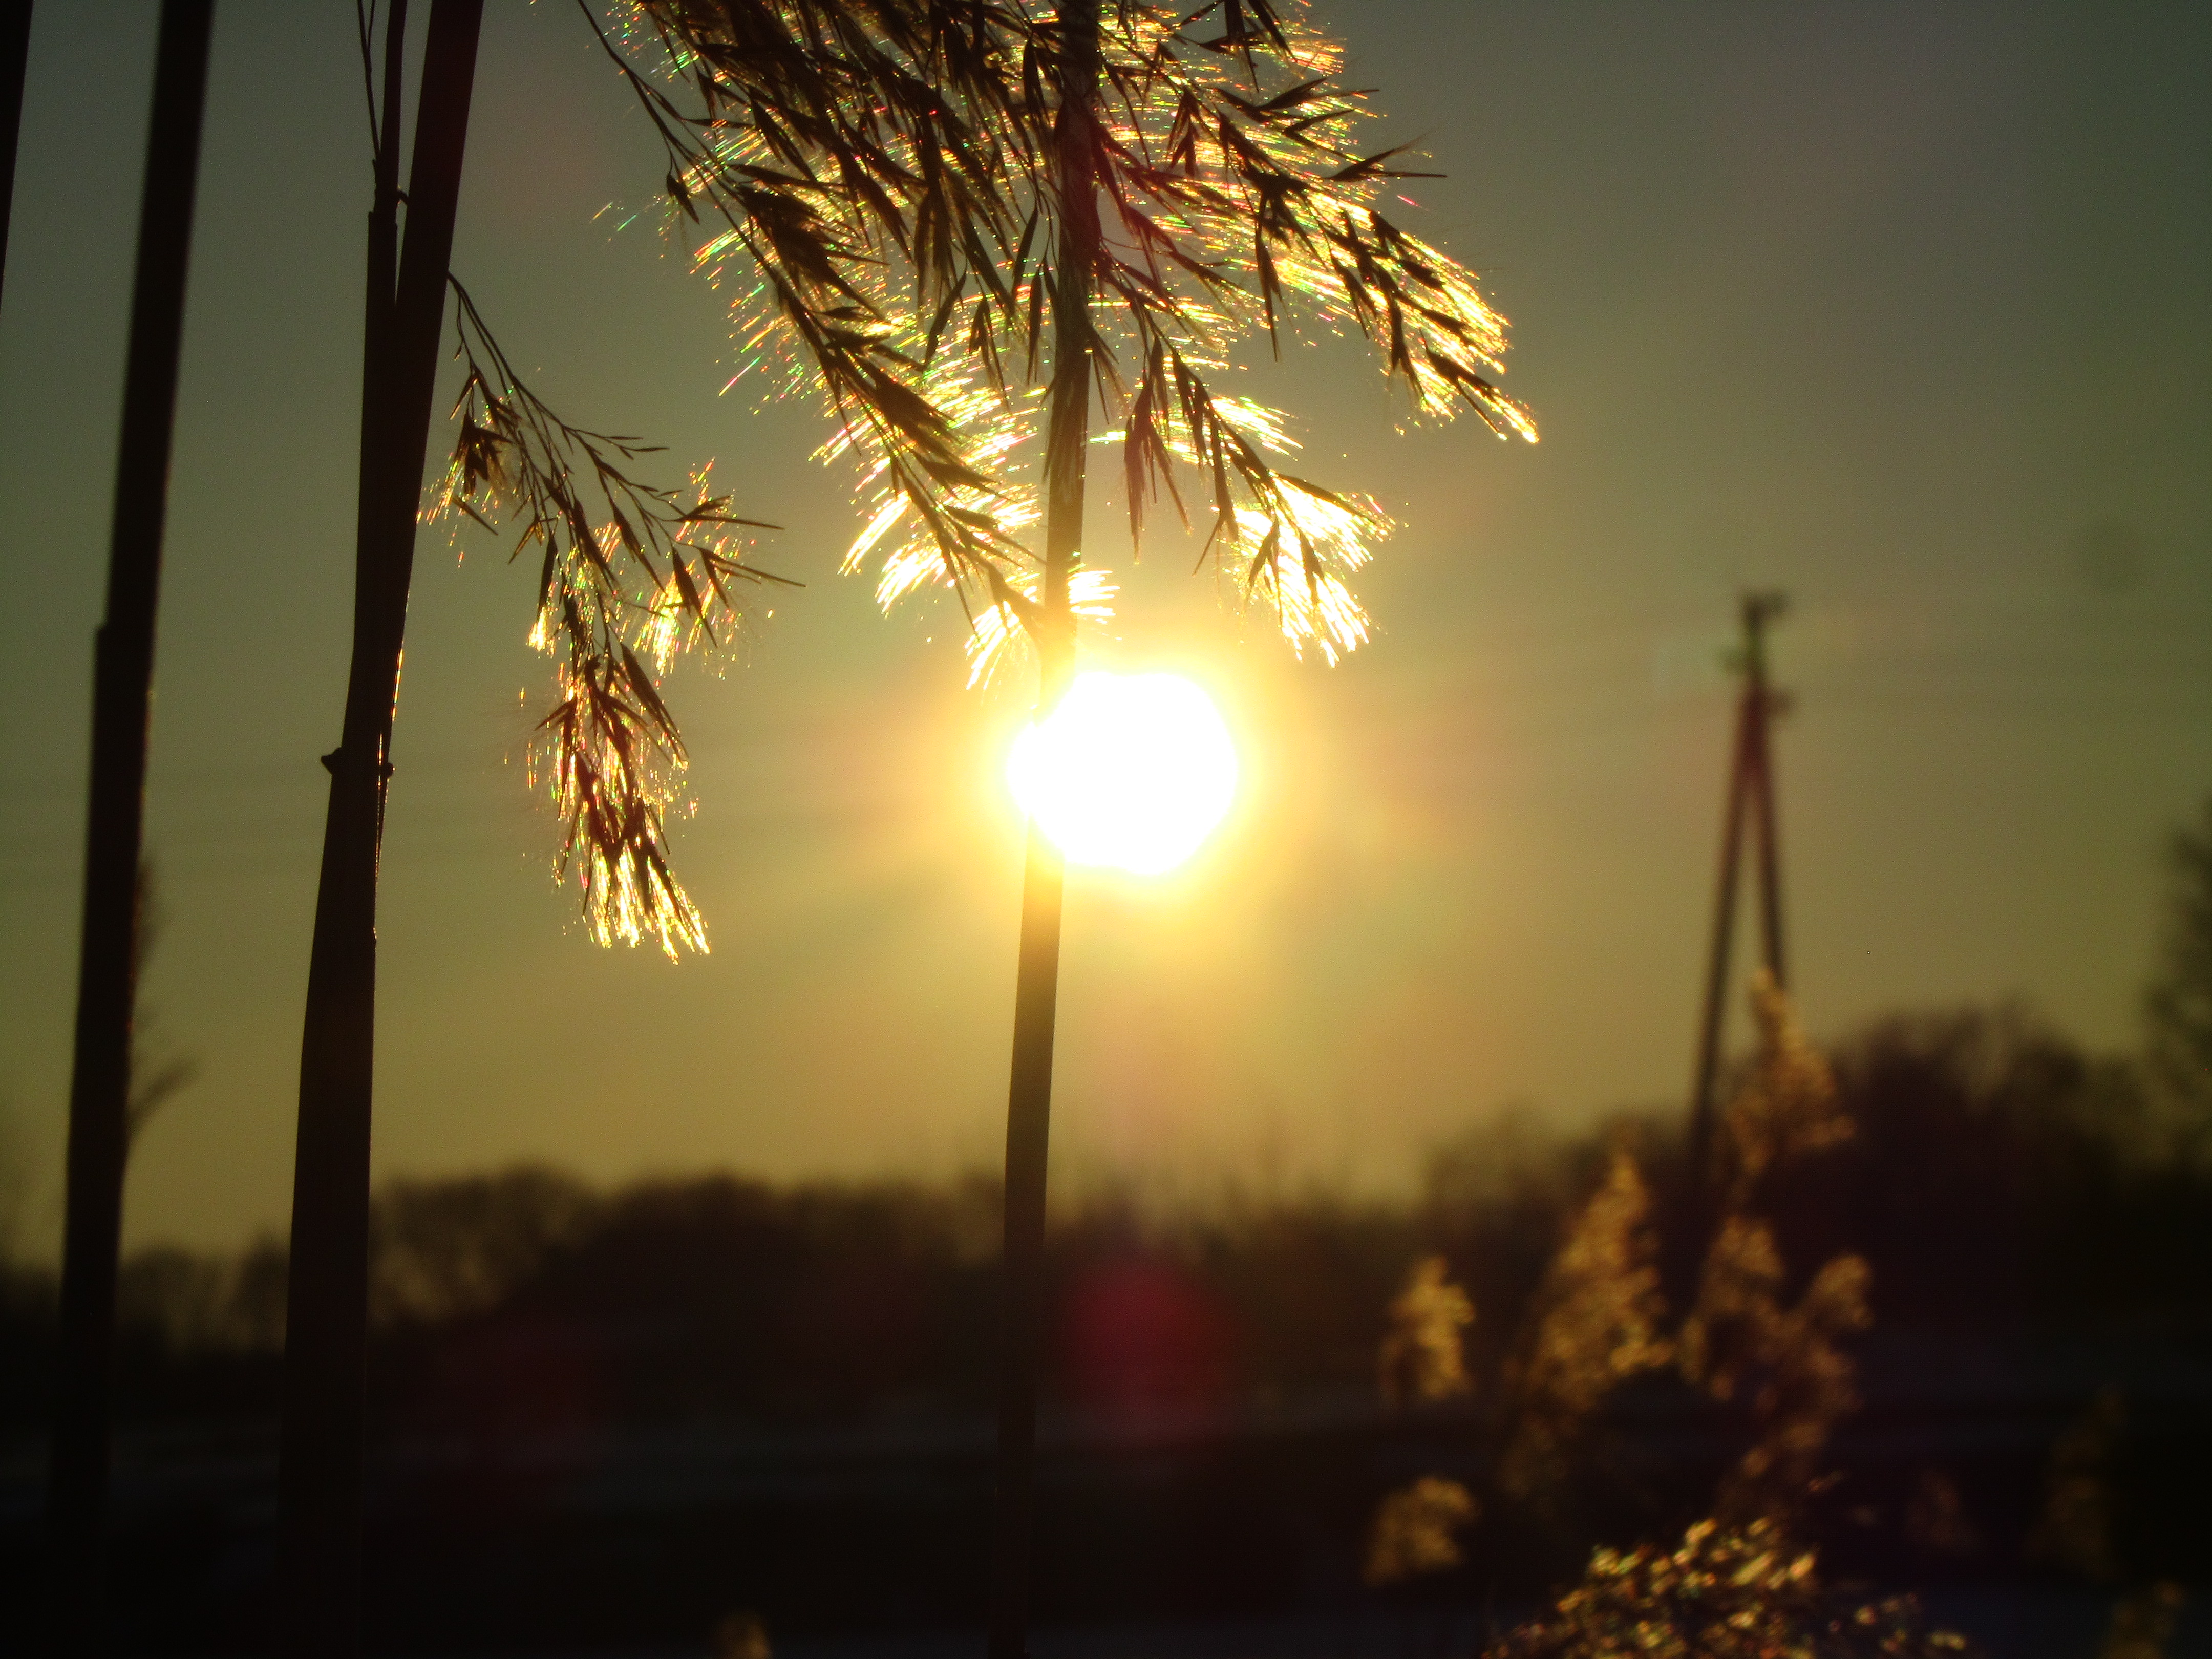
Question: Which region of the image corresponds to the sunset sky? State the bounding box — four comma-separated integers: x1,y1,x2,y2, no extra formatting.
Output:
1,2,2206,1258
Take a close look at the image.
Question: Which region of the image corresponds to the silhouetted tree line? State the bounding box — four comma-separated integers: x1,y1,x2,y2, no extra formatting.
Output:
1,1006,2203,1442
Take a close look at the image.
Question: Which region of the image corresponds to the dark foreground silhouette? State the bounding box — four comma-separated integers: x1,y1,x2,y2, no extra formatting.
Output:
2,1004,2206,1653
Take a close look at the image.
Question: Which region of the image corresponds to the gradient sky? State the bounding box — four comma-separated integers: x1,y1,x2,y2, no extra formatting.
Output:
1,2,2207,1257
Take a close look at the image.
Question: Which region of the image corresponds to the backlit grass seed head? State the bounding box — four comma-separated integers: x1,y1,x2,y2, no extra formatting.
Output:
1364,1475,1478,1587
627,0,1531,668
1720,969,1853,1206
1681,1216,1870,1523
1377,1254,1474,1410
477,0,1539,948
967,568,1118,690
1499,1148,1672,1501
1680,979,1873,1523
1495,1519,1972,1659
436,281,784,957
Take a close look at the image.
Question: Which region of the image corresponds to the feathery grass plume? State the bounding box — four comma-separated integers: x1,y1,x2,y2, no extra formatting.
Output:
1497,1148,1672,1502
1362,1252,1477,1587
2027,1386,2126,1584
445,0,1534,946
1377,1254,1474,1410
1364,1474,1478,1587
1488,1518,1973,1659
1679,976,1871,1523
1677,1217,1870,1524
604,0,1533,670
433,281,791,956
594,0,1052,630
1716,969,1853,1211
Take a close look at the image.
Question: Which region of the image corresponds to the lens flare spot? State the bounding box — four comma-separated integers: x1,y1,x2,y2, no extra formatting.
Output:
1007,672,1238,875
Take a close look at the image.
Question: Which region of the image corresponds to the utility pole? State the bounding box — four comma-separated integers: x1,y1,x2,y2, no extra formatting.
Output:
1684,590,1790,1199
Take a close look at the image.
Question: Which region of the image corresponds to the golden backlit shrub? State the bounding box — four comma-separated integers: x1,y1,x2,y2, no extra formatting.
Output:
1491,1518,1971,1659
1678,1217,1871,1523
1365,1475,1480,1586
1497,1149,1672,1501
1717,972,1854,1212
1378,1254,1475,1410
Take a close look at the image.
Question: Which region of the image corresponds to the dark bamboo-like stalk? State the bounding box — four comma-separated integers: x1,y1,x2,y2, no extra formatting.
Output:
986,7,1098,1658
44,2,215,1650
276,5,480,1655
0,0,32,307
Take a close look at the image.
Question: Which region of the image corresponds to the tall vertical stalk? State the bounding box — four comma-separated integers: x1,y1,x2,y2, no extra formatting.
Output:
44,2,215,1650
986,6,1098,1657
277,5,480,1654
0,0,34,310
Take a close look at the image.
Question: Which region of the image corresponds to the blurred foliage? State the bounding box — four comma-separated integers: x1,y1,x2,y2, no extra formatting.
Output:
1366,1474,1478,1586
1372,977,1874,1604
1491,1519,1970,1659
1497,1148,1671,1503
0,999,2203,1433
1378,1255,1474,1410
1360,972,2212,1644
2146,796,2212,1150
1779,1007,2198,1333
1,986,2205,1656
1678,982,1871,1526
0,996,2205,1646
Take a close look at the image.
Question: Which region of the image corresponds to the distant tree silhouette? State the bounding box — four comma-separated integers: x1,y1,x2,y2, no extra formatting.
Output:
2146,793,2212,1148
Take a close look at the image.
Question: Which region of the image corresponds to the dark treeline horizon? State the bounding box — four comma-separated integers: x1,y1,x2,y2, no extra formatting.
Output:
3,992,2206,1652
4,993,2204,1437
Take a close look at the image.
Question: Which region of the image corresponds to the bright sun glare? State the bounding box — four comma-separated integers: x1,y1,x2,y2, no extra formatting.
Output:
1007,672,1238,875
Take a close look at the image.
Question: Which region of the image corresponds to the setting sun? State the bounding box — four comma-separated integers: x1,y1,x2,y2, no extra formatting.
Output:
1007,672,1238,875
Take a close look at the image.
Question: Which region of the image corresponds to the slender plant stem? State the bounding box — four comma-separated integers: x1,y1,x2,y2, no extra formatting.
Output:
0,0,32,310
989,819,1068,1659
45,2,215,1650
278,5,479,1655
987,6,1099,1657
